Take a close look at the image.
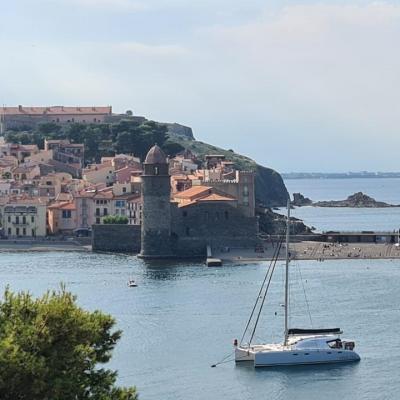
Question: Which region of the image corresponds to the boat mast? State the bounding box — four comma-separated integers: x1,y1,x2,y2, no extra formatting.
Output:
284,199,290,346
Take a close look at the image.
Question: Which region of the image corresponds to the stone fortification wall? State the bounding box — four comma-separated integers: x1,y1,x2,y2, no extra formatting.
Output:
92,224,141,253
170,202,259,257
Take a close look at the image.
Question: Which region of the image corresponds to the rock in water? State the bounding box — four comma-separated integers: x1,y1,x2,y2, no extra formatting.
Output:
292,193,313,206
314,192,397,208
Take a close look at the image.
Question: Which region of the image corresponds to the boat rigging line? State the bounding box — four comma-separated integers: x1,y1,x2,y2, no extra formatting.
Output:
211,236,284,369
240,236,284,346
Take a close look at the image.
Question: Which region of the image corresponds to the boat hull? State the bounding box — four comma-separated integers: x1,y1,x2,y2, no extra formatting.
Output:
254,349,360,367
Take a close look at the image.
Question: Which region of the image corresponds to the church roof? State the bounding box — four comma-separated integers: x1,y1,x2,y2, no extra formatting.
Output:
144,145,167,164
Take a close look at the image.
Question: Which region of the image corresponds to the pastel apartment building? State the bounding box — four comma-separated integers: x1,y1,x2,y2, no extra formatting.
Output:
1,198,47,237
83,163,115,185
47,201,77,235
44,139,84,168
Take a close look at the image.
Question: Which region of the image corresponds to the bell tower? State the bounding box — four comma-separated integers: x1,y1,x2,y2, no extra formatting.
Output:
139,144,173,258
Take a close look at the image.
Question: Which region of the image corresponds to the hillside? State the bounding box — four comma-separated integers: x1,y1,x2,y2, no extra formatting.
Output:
3,115,289,207
167,134,289,207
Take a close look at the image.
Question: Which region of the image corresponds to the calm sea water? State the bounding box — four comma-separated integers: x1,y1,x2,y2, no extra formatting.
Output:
1,252,399,400
284,178,400,232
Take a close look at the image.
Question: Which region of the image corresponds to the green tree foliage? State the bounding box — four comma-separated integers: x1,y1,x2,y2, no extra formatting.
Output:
4,118,183,164
0,287,137,400
1,171,12,179
103,215,129,225
161,141,185,157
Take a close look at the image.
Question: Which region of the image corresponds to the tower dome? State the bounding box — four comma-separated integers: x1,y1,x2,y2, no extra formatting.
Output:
144,144,167,164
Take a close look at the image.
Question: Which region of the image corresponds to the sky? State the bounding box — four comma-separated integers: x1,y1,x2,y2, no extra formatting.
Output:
1,0,400,173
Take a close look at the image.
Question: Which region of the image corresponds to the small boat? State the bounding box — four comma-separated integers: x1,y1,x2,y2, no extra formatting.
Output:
127,279,137,287
234,202,360,367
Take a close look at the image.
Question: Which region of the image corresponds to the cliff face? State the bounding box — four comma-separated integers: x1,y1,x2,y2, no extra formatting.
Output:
255,165,289,207
164,123,194,140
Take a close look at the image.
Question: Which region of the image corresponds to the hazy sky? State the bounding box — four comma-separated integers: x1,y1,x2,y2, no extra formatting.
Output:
1,0,400,172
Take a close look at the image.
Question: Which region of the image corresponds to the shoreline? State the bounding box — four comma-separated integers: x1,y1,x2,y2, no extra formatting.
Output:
2,240,400,262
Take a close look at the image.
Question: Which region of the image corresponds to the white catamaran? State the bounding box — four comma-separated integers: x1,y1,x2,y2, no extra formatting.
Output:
234,203,360,367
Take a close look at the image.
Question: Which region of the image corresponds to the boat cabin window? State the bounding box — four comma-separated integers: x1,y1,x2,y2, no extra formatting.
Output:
327,339,342,349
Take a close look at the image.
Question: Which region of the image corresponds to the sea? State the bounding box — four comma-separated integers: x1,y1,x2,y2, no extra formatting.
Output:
1,177,399,400
284,177,400,232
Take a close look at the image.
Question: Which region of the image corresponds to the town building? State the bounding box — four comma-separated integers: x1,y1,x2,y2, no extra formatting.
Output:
139,145,259,259
83,163,115,185
47,201,77,235
1,198,47,237
0,105,112,132
44,139,84,168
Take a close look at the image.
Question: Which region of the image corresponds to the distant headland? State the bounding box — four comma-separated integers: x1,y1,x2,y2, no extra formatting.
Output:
282,172,400,179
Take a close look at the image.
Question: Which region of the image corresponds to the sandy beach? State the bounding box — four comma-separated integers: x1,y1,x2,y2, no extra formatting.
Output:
213,241,400,263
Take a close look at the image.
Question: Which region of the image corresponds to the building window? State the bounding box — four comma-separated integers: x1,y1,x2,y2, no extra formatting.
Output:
62,210,72,218
121,209,125,216
32,229,35,237
96,217,101,224
31,216,34,223
8,216,10,223
22,216,26,224
103,208,108,216
23,228,26,236
8,228,11,235
96,208,100,216
15,216,19,224
16,227,20,236
154,166,159,175
122,187,126,193
115,200,125,208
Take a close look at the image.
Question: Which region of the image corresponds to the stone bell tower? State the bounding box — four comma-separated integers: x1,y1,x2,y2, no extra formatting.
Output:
139,144,173,258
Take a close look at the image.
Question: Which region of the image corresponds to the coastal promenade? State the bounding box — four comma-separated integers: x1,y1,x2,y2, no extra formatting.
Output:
214,241,400,263
0,238,90,252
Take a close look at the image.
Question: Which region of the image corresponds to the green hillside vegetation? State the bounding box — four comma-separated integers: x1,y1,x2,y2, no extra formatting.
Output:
5,117,289,206
5,119,184,163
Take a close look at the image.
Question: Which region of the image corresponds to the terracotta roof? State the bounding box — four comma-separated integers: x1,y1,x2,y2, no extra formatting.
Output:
56,193,73,202
93,191,113,199
1,106,112,116
174,186,212,199
128,196,142,203
7,197,47,205
12,165,38,174
197,193,235,202
144,145,167,164
48,201,76,210
171,174,189,180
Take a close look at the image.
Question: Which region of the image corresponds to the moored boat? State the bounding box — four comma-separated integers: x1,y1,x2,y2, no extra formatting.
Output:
234,203,360,367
